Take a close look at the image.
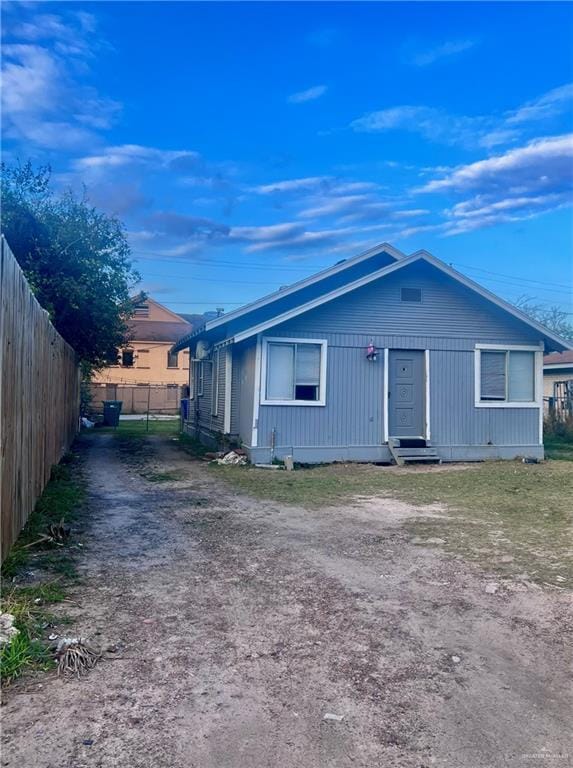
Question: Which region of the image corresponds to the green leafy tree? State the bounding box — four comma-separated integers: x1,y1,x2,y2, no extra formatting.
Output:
515,295,573,341
1,161,140,369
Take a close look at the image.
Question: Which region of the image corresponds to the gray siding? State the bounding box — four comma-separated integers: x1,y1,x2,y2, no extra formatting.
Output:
191,261,545,462
235,340,256,447
277,261,536,342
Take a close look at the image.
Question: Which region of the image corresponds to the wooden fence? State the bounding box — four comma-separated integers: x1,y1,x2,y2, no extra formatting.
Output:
0,236,80,561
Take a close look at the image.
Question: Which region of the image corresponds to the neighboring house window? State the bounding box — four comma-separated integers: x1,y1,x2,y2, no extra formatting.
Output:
476,346,539,406
121,349,134,367
167,350,178,368
261,337,327,406
211,350,219,416
197,361,204,396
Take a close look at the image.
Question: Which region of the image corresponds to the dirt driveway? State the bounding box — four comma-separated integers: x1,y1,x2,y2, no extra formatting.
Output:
2,432,572,768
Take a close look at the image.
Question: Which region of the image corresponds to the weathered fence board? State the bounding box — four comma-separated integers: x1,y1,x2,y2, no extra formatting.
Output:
0,236,80,561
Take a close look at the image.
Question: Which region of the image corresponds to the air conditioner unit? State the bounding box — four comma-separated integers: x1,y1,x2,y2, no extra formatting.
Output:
195,340,211,360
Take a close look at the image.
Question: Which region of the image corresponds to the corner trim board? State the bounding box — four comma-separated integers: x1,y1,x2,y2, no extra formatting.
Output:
251,334,262,447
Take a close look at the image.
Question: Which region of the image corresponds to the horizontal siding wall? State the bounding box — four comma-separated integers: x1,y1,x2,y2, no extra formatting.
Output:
277,261,536,342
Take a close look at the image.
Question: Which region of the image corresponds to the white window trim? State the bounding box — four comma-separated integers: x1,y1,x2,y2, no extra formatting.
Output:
211,351,219,417
474,344,543,408
197,361,204,397
260,336,327,407
224,348,232,434
189,360,194,400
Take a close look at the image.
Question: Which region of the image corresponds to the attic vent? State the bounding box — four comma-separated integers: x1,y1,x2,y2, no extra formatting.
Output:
134,302,149,317
401,287,422,303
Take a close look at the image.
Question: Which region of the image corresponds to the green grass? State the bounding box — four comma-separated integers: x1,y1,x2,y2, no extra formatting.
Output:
215,459,573,588
140,468,187,483
0,581,69,683
544,435,573,461
98,418,181,437
2,459,85,580
1,452,86,684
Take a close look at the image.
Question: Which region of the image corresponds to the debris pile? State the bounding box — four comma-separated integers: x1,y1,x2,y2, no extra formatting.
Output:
55,637,101,677
215,451,247,466
0,613,19,647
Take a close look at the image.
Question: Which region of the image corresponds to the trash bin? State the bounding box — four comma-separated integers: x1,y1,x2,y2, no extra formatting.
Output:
180,397,190,421
103,400,123,427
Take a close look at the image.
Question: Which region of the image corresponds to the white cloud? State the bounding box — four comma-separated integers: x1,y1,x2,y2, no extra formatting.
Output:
412,39,476,67
2,12,120,150
74,145,202,171
349,83,573,150
253,176,332,194
506,83,573,125
287,85,328,104
418,134,573,193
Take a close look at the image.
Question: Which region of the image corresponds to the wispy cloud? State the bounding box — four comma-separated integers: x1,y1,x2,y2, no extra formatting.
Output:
1,10,119,149
349,83,573,150
254,176,333,194
505,83,573,125
418,134,573,194
288,85,328,104
416,134,573,236
411,39,476,67
73,145,202,172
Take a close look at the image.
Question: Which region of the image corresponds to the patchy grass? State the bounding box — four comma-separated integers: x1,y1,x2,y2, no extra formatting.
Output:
140,468,187,483
544,435,573,461
98,418,181,438
2,459,85,580
215,460,573,588
1,452,86,684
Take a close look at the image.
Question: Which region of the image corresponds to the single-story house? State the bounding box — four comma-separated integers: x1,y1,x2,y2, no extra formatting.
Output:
172,243,572,464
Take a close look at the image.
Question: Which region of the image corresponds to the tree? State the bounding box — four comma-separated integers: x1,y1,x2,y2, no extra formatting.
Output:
515,296,573,341
1,162,140,369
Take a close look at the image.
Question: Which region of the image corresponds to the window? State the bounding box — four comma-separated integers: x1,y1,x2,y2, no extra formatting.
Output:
189,361,194,400
121,349,134,367
261,338,327,405
476,346,538,406
401,287,422,303
167,350,178,368
211,351,220,416
197,361,204,396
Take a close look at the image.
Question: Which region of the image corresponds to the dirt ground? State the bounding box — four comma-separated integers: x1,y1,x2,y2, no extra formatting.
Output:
2,432,572,768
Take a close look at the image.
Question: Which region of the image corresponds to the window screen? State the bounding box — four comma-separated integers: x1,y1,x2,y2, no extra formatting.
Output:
479,349,535,403
401,287,422,303
480,351,506,400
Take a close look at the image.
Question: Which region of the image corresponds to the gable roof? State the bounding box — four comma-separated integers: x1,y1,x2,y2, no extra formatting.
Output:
544,350,573,368
172,242,405,351
173,245,572,354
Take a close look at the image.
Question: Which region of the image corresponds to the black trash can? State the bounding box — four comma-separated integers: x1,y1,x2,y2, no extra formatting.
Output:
103,400,123,427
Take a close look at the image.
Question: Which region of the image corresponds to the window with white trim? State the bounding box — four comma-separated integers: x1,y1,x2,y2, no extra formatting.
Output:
477,348,537,405
262,338,327,405
189,360,194,399
197,361,204,396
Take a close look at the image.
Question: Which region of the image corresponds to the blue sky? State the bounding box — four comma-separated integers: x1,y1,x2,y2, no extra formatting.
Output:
2,1,573,316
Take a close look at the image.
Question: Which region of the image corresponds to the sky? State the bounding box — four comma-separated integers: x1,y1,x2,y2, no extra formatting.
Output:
2,1,573,318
